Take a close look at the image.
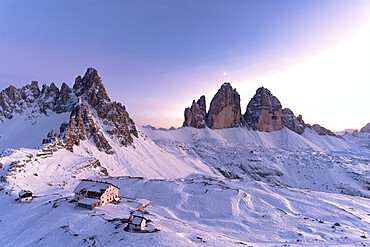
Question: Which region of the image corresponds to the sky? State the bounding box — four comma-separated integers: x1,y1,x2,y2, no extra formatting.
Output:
0,0,369,130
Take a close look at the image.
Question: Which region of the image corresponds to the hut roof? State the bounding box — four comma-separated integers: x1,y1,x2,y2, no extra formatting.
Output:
131,215,146,226
73,179,119,194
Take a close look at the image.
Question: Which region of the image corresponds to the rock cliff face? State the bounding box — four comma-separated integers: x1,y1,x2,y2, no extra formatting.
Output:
244,87,282,132
54,83,75,114
281,108,306,135
180,83,344,137
63,100,114,154
68,68,138,151
0,68,138,154
207,83,241,129
183,96,207,129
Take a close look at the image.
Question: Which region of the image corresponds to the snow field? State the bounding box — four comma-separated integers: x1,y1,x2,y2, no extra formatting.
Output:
0,116,369,246
0,176,369,246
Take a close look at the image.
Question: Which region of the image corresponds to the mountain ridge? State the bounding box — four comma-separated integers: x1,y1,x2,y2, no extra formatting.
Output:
183,83,337,137
0,68,137,154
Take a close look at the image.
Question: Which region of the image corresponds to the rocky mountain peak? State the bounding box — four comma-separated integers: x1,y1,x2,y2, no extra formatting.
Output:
181,84,341,137
73,67,110,107
1,83,36,119
244,87,282,132
70,68,138,151
207,82,241,129
58,83,73,104
27,81,41,98
0,67,138,154
62,68,138,153
5,85,18,101
281,108,306,135
197,95,207,113
183,95,207,129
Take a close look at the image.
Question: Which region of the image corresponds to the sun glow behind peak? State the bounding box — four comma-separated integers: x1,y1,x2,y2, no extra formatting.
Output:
244,20,370,131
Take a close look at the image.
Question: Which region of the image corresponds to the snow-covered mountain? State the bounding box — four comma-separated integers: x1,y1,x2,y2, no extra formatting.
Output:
0,72,369,246
0,68,137,153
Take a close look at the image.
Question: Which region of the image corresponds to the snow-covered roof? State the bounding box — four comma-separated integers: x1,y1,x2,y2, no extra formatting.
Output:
19,190,32,197
137,197,151,206
73,180,119,194
78,198,99,205
131,215,146,226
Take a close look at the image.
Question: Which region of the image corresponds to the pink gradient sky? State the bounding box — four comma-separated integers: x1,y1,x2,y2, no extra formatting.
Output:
1,1,369,130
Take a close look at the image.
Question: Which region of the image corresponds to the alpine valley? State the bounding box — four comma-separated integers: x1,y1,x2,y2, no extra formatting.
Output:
0,68,369,246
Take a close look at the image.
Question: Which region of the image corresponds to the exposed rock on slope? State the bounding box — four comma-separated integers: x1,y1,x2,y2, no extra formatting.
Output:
281,108,337,137
183,96,207,129
310,124,336,136
281,108,306,134
360,122,370,133
0,81,74,121
0,67,138,154
68,68,138,151
207,83,241,129
244,87,282,132
73,68,110,108
54,83,75,113
64,100,114,154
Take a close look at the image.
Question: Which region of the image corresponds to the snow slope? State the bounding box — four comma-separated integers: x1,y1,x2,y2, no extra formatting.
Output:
142,126,355,153
0,112,70,151
73,130,215,179
141,126,369,197
0,176,369,246
0,126,369,246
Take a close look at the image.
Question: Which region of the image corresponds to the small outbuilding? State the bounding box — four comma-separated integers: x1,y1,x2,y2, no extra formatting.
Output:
128,212,147,231
18,190,33,202
76,198,100,210
136,197,151,210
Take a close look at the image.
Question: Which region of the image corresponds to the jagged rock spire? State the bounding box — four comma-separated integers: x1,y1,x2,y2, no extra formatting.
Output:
64,68,138,153
244,87,283,132
207,83,242,129
183,95,207,129
281,108,306,134
73,68,110,107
